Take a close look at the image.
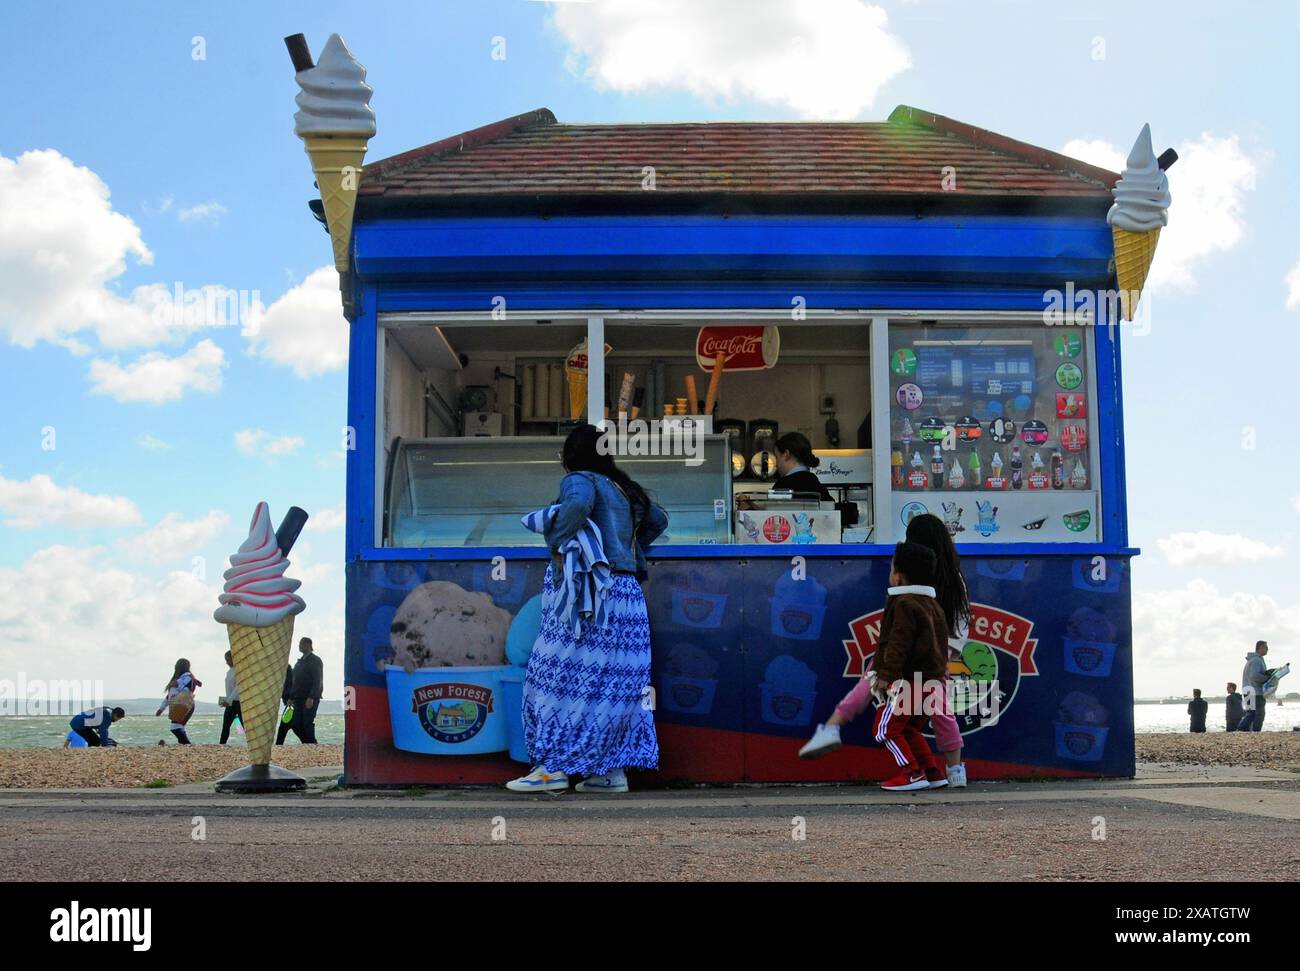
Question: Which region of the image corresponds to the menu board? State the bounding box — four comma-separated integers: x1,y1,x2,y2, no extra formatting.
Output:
887,326,1098,542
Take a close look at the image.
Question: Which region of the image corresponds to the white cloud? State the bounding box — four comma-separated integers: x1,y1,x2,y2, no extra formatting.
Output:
119,510,231,562
0,473,142,529
1132,580,1300,696
549,0,910,119
135,432,172,451
0,149,156,349
89,339,225,403
1156,530,1284,567
242,266,348,377
176,200,228,224
1062,132,1257,293
1285,260,1300,310
234,428,306,458
1292,494,1300,515
310,503,346,531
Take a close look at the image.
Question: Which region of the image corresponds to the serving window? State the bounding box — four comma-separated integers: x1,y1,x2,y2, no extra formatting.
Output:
884,321,1101,543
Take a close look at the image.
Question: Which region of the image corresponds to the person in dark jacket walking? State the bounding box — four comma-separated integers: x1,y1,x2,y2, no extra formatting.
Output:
1188,689,1208,733
287,637,324,744
1225,682,1244,732
275,664,295,745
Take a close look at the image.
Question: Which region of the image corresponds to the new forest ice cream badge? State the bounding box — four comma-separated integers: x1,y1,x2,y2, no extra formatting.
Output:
213,502,309,792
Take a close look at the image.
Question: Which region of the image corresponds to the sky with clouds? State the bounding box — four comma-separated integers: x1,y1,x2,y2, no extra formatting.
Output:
1,0,1297,701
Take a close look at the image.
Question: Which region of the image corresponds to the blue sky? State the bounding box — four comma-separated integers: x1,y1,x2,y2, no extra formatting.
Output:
1,0,1298,700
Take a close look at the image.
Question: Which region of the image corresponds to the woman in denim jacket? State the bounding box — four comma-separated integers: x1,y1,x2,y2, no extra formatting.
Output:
508,424,669,794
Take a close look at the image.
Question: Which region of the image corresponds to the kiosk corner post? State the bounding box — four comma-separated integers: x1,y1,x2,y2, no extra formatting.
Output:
587,315,605,427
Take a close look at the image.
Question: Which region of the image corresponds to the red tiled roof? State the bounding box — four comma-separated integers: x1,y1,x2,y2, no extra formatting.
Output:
357,105,1118,214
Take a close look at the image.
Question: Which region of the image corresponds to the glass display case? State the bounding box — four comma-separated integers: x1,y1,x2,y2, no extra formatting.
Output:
385,434,734,548
885,322,1101,542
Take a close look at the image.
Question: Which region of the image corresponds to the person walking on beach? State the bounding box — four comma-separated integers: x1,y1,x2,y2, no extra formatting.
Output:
508,423,669,794
218,650,242,744
1236,641,1270,732
1188,689,1207,733
1224,682,1243,732
68,706,125,747
799,542,948,792
155,659,201,744
286,638,323,744
904,512,970,787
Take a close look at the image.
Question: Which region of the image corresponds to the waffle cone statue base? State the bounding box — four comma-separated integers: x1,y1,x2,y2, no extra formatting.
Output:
303,135,368,272
215,761,307,794
1112,225,1160,321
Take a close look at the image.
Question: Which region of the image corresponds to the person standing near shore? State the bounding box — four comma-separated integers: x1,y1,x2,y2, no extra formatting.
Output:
1224,682,1243,732
155,659,201,744
1236,641,1269,732
508,424,669,794
1187,689,1207,733
218,650,242,745
286,638,323,744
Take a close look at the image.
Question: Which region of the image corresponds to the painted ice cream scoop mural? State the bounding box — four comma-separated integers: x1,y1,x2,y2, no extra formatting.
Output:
388,581,511,672
1107,123,1176,320
213,501,308,791
287,32,376,272
1055,690,1110,762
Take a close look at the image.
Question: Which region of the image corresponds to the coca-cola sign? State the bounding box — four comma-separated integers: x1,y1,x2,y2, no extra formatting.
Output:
695,326,780,372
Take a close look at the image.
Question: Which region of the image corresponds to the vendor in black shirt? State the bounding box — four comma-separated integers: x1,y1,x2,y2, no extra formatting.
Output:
772,432,833,501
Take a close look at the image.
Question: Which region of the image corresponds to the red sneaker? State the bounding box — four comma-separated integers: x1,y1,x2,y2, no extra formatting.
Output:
880,770,930,792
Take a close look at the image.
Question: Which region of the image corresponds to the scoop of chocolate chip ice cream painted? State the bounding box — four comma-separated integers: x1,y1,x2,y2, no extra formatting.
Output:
388,581,511,672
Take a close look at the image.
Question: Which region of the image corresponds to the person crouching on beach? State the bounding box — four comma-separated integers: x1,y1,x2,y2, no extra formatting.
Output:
799,542,949,792
156,658,201,744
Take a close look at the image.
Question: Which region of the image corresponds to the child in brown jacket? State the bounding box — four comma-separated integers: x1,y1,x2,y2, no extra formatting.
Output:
799,542,949,791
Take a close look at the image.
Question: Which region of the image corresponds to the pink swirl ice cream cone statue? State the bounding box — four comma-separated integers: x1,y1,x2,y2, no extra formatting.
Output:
287,32,376,273
214,502,309,793
1107,124,1176,321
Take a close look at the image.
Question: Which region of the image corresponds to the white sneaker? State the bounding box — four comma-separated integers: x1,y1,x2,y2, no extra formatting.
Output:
946,763,968,788
505,766,569,793
798,723,842,759
575,769,629,793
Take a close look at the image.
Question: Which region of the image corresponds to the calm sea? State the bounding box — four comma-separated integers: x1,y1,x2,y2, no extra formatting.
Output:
1,706,1296,749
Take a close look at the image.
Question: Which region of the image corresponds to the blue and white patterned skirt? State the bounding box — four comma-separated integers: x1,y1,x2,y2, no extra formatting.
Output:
523,564,659,776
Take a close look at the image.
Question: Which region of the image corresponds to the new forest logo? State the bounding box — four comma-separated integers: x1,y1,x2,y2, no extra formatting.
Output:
842,603,1038,735
412,682,495,744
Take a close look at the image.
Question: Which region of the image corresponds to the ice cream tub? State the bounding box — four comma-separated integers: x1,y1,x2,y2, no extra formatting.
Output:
670,589,727,629
385,665,509,755
1054,723,1109,761
498,667,529,763
660,676,718,715
760,655,818,726
1062,638,1117,678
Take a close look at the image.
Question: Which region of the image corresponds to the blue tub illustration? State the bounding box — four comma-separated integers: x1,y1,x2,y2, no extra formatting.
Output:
1054,722,1109,761
660,676,718,715
385,665,509,755
769,574,828,641
363,605,398,675
1063,639,1117,677
473,563,529,606
670,589,727,629
760,655,818,726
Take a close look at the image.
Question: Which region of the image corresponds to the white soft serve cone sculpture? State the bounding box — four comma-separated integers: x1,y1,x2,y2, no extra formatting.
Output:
292,33,376,272
1107,124,1171,321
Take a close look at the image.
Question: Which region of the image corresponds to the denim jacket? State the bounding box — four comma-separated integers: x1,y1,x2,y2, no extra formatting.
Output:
543,471,669,576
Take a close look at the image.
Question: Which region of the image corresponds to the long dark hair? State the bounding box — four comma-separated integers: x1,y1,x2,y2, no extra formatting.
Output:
561,424,651,516
166,658,192,691
904,513,971,635
775,431,819,468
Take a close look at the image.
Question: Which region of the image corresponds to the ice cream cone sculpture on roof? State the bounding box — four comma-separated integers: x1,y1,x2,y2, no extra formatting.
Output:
288,33,376,273
1107,124,1175,321
213,502,308,767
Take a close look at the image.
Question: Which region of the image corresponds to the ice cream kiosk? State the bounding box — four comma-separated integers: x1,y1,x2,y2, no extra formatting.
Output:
292,35,1169,784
